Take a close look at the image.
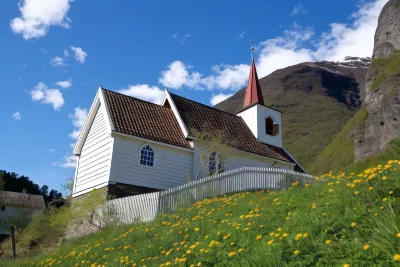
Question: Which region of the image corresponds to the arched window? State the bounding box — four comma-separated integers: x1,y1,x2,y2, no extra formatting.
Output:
140,144,154,167
265,117,274,135
209,152,225,175
265,117,279,136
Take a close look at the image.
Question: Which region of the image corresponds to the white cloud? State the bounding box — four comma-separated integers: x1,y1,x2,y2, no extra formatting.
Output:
68,107,88,140
118,84,164,104
210,93,234,106
158,0,385,92
52,155,77,168
70,46,88,63
238,28,247,39
70,143,76,149
50,56,67,67
291,3,307,16
10,0,72,40
30,82,64,110
12,111,22,121
56,79,73,89
159,61,202,89
49,148,56,152
64,49,69,57
173,34,192,45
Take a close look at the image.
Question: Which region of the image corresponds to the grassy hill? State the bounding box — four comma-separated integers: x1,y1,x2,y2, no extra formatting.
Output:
3,161,400,266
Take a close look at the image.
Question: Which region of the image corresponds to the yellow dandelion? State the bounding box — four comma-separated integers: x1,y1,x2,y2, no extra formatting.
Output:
267,240,274,245
325,240,332,245
293,250,300,255
228,252,236,257
194,227,200,232
351,222,357,227
343,264,350,267
363,244,369,250
282,233,288,237
393,254,400,261
256,235,262,240
303,233,308,238
383,198,388,202
396,233,400,238
328,189,334,193
389,191,393,195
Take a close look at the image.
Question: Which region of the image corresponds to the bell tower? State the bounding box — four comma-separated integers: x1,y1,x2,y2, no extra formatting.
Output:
237,45,282,148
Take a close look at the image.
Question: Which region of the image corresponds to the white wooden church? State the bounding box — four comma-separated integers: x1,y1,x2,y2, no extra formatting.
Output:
72,58,306,198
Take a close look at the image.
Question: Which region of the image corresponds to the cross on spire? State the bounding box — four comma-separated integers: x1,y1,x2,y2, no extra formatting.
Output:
243,39,264,107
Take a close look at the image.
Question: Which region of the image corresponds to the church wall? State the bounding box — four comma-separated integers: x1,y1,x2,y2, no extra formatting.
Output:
192,140,294,179
109,135,193,190
73,105,113,197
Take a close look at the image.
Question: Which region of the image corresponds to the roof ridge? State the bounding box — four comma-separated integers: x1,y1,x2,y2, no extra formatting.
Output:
169,92,239,118
101,87,168,109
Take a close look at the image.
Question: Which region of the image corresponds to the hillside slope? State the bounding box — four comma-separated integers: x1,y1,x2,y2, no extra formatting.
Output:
310,0,400,174
215,60,368,170
3,161,400,266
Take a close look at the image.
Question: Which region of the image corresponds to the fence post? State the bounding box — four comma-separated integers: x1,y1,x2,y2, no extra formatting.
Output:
10,225,16,259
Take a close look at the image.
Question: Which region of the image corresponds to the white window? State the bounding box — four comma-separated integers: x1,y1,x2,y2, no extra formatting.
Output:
139,145,154,167
209,152,225,175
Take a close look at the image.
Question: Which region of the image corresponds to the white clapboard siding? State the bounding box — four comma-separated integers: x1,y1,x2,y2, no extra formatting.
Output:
74,106,112,194
109,135,193,190
104,167,314,225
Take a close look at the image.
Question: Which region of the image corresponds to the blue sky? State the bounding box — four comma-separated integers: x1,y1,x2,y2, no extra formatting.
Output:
0,0,387,193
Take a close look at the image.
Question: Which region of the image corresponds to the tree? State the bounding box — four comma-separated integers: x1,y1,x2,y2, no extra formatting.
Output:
0,171,4,190
61,177,74,197
190,123,237,180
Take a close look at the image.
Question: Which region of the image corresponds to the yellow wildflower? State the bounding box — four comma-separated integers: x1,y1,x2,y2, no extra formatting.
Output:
393,254,400,261
256,235,262,240
228,252,236,257
293,250,300,255
325,240,332,245
351,222,357,227
194,227,200,232
363,244,369,250
267,240,274,245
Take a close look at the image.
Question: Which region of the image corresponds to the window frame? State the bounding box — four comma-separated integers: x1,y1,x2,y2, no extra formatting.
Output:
208,152,226,176
138,144,155,167
265,116,274,136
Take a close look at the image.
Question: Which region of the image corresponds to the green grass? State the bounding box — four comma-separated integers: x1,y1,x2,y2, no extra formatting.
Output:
370,51,400,92
2,161,400,266
309,106,369,175
343,139,400,175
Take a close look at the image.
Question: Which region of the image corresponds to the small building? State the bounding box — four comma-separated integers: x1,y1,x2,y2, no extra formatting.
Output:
72,58,306,199
0,190,45,242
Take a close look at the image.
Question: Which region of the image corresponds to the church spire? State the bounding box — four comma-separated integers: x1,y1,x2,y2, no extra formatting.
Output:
243,43,264,107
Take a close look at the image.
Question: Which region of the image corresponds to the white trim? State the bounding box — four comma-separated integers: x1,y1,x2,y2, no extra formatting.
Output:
111,131,194,153
72,155,80,194
282,147,308,174
163,90,190,138
138,144,156,168
73,87,114,156
73,89,101,155
72,182,109,198
99,87,115,132
105,136,115,184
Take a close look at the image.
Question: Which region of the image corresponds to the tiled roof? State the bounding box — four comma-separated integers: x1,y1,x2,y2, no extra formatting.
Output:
169,93,291,162
102,89,191,149
0,191,45,209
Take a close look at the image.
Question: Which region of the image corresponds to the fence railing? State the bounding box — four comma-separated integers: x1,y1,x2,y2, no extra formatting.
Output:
105,167,314,224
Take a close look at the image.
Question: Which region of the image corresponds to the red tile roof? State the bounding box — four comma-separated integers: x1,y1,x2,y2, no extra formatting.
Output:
169,93,291,162
102,88,293,164
102,89,191,149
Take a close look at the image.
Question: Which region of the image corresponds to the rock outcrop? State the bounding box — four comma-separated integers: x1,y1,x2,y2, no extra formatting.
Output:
355,0,400,161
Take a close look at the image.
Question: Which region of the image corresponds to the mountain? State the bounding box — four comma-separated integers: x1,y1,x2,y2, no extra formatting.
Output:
310,0,400,175
214,59,369,170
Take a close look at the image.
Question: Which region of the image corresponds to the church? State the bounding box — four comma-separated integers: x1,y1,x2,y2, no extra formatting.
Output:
71,58,306,198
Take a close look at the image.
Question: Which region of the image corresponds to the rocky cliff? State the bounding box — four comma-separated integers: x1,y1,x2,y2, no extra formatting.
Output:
215,60,368,169
355,0,400,161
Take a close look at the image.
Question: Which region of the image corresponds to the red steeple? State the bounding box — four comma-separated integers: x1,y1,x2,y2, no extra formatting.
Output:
243,57,264,107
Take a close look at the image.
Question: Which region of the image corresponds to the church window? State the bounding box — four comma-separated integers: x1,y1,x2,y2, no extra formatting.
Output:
209,152,225,175
139,144,154,167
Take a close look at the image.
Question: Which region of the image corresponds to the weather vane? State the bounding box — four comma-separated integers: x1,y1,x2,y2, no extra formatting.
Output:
250,39,254,57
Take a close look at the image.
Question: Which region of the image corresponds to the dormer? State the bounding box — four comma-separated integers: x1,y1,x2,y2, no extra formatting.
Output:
236,57,283,148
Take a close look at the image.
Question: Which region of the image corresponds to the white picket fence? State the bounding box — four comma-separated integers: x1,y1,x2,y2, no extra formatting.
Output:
105,167,314,224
